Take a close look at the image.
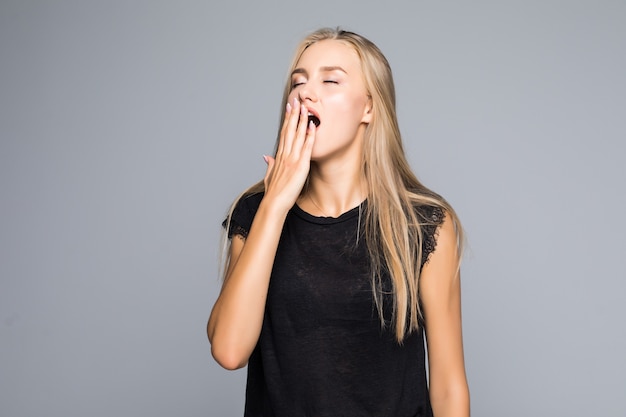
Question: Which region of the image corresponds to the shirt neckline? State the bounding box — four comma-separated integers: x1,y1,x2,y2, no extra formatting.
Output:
292,200,366,225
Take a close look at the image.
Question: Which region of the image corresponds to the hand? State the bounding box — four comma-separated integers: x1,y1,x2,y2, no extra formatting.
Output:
262,98,316,214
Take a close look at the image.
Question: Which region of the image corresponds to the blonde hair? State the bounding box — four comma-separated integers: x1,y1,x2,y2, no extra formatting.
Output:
223,28,463,342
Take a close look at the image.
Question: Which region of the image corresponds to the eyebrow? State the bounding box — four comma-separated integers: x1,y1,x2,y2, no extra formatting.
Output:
291,66,348,76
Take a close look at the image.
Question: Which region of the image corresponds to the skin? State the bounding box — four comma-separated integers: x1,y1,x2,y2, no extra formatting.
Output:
421,216,470,416
207,39,469,417
289,40,372,215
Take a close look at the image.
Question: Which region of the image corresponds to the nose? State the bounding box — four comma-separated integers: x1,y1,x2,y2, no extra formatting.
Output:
298,83,318,103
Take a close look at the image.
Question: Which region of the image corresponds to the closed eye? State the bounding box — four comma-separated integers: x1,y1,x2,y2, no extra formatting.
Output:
324,80,338,84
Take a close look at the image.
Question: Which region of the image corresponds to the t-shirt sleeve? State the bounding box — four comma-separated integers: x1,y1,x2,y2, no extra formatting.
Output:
222,192,264,239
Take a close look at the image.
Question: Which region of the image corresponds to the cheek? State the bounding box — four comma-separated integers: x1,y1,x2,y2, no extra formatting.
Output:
327,94,367,121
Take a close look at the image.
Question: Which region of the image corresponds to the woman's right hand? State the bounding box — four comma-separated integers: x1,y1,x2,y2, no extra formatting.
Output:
262,98,316,214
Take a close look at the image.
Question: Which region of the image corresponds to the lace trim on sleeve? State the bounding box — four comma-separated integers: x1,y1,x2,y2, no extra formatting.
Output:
229,223,249,240
420,206,445,267
221,215,250,239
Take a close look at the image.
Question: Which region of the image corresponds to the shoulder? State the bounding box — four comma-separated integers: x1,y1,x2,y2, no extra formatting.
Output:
235,191,264,213
223,191,265,239
415,204,445,226
404,186,453,263
419,211,461,295
412,202,447,266
406,187,446,227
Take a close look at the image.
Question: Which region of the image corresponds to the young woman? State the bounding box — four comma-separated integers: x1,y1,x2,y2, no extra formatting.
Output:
207,28,469,417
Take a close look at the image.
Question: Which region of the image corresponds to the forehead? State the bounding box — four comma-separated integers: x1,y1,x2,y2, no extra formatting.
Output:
295,40,361,71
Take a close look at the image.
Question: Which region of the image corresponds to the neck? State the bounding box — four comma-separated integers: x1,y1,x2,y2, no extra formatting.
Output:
299,159,367,218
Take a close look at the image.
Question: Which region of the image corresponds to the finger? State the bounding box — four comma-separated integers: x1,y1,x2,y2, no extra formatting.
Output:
281,98,301,156
276,101,292,158
301,120,316,159
291,102,309,156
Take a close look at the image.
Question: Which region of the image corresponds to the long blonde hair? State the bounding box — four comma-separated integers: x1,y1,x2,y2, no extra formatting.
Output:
223,28,463,342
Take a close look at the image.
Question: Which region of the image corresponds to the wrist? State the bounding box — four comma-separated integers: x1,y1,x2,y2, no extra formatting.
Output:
257,195,292,221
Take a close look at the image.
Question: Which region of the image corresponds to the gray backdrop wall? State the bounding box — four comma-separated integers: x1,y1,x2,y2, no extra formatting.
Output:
1,1,624,416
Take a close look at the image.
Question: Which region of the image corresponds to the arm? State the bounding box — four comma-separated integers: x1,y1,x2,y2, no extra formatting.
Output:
420,214,470,416
207,200,290,370
207,99,315,370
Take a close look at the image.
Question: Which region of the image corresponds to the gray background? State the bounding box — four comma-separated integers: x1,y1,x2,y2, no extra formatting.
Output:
1,1,624,416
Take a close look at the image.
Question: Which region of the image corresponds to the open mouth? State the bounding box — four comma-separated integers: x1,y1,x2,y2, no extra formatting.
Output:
307,113,321,127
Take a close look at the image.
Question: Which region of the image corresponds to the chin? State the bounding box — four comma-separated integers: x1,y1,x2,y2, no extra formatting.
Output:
309,149,326,162
310,143,333,162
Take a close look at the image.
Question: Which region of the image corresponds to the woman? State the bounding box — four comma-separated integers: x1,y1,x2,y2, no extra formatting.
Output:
208,28,469,417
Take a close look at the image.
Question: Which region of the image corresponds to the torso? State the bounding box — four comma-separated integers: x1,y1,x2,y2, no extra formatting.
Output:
227,193,438,417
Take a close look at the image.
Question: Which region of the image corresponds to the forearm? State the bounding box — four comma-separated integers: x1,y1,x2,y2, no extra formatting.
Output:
207,199,288,369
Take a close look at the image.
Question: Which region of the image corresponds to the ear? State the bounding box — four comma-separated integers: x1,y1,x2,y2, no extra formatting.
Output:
361,95,373,124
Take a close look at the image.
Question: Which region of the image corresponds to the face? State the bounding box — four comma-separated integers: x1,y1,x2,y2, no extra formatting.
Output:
288,40,372,161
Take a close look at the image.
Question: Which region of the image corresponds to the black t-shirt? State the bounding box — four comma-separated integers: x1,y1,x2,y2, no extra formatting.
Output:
225,192,444,417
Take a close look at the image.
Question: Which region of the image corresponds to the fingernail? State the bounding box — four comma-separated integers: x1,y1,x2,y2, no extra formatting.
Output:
309,120,315,129
286,102,291,113
262,155,269,164
293,97,299,107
